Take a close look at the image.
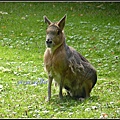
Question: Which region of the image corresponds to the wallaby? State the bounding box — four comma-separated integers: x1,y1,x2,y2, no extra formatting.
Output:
43,15,97,101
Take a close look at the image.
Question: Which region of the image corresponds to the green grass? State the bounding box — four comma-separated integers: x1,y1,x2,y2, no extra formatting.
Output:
0,2,120,118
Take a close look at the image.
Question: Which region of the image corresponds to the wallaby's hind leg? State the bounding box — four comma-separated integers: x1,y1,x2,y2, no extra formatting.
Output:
70,80,93,101
78,72,97,100
77,86,90,101
78,78,96,101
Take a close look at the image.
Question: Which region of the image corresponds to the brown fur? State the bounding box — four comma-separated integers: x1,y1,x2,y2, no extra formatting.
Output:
43,15,97,101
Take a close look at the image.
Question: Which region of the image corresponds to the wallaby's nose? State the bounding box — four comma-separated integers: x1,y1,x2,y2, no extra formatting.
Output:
46,38,52,44
46,38,52,48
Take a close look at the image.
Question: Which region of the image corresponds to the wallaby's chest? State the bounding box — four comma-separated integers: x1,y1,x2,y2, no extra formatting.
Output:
44,48,68,74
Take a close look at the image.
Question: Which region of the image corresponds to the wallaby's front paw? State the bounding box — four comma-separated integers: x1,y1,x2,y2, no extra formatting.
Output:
46,97,50,102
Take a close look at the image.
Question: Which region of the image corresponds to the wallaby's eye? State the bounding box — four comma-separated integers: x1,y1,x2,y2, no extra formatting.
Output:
57,30,60,35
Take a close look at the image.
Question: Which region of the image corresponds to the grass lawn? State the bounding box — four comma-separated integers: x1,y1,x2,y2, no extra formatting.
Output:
0,2,120,118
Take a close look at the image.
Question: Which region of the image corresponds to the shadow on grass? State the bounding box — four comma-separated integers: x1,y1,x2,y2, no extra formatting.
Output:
43,94,100,114
46,94,100,107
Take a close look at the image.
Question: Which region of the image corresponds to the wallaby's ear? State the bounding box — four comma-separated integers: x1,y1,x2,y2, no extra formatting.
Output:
58,14,67,30
43,15,52,25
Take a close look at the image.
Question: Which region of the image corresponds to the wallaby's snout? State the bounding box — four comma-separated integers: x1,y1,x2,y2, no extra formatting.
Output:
46,37,52,48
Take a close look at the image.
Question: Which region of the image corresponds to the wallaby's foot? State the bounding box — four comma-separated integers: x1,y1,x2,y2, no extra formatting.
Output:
46,97,50,102
45,98,49,102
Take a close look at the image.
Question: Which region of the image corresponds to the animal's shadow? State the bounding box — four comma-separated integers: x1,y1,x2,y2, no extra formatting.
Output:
46,94,99,112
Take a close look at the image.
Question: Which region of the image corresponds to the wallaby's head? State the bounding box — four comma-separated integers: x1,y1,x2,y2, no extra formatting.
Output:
43,15,66,51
